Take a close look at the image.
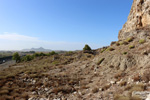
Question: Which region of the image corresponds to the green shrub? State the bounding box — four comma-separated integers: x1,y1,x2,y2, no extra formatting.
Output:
12,52,21,63
97,58,105,65
100,48,106,53
116,42,120,46
52,61,59,65
65,51,74,56
123,52,128,55
22,55,33,62
33,53,40,58
129,45,135,49
139,39,145,44
119,41,128,45
50,51,57,55
119,41,124,45
106,47,115,51
83,44,91,51
126,37,134,42
39,52,46,56
110,41,116,46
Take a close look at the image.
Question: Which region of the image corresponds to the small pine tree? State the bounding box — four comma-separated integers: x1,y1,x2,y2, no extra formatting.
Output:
12,52,20,63
83,44,92,51
48,51,57,56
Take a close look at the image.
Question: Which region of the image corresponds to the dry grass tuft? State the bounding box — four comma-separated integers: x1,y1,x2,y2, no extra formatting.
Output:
92,87,99,93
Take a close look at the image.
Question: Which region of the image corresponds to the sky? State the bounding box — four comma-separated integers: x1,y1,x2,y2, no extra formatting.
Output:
0,0,133,51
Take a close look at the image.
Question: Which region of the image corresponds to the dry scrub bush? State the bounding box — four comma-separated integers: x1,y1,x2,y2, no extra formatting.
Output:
102,84,111,91
126,37,134,42
142,70,150,82
139,39,145,44
129,45,135,49
128,84,146,94
92,87,99,93
106,47,115,51
114,72,126,79
119,81,127,87
52,85,75,94
116,42,120,46
133,75,141,82
97,58,105,65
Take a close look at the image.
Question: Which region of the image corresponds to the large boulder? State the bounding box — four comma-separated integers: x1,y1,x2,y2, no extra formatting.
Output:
119,0,150,40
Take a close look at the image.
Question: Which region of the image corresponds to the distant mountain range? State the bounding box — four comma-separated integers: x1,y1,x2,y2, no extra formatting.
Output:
22,47,52,52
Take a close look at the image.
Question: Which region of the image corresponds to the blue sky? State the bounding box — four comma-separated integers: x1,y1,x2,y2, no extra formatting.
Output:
0,0,133,50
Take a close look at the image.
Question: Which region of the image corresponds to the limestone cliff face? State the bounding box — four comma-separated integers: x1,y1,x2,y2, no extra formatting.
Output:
119,0,150,40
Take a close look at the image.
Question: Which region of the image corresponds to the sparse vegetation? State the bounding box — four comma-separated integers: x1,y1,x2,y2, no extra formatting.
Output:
97,58,105,65
92,87,99,93
119,41,128,45
106,47,115,51
139,39,145,44
133,74,141,82
114,72,126,79
126,37,134,42
123,52,128,55
114,95,130,100
22,55,34,62
142,70,150,82
48,51,57,56
129,45,135,49
65,51,74,56
12,52,20,63
110,41,116,46
109,65,114,68
119,81,127,86
116,42,120,46
129,84,146,92
100,48,107,53
102,84,111,91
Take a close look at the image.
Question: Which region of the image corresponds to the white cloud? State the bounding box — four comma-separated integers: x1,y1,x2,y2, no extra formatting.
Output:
0,33,86,50
0,33,38,41
0,33,101,50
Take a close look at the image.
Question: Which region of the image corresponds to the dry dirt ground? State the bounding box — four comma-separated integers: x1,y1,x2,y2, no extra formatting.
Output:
1,37,150,100
0,60,16,71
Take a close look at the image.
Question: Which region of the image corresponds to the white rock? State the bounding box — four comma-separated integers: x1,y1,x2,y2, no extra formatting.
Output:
110,81,115,84
146,94,150,100
39,98,47,100
53,98,60,100
28,97,33,100
45,88,48,91
32,80,36,84
31,91,36,95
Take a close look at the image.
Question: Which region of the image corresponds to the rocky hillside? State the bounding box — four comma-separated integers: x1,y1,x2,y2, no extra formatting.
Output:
1,0,150,100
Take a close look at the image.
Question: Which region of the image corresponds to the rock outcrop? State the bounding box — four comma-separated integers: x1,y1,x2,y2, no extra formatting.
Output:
119,0,150,40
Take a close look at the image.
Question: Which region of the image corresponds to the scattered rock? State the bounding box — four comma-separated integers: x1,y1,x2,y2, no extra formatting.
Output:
132,91,150,99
